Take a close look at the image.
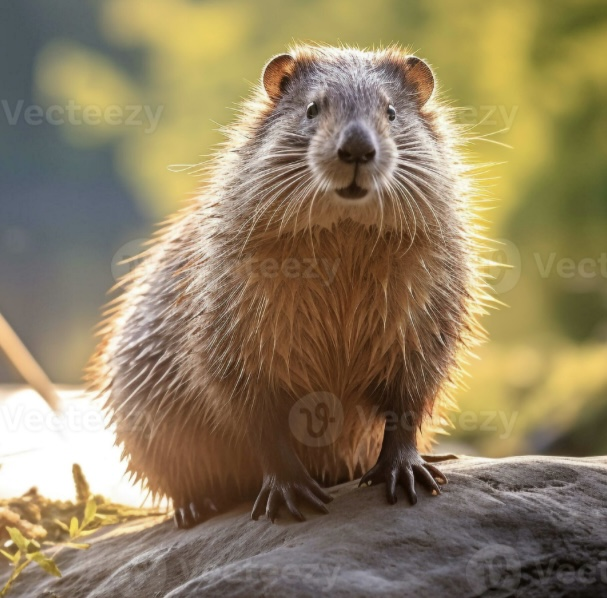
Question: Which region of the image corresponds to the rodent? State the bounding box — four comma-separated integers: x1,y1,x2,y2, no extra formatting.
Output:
87,44,491,529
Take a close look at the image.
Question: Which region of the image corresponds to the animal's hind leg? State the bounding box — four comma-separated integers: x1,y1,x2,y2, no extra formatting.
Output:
168,430,260,529
173,496,218,529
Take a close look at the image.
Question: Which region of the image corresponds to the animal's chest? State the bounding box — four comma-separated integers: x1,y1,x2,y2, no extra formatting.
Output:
242,231,424,398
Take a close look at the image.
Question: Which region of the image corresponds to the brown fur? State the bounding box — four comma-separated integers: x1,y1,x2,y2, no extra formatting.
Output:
87,44,493,516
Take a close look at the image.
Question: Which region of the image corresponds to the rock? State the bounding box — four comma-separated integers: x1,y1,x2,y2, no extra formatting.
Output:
2,455,606,597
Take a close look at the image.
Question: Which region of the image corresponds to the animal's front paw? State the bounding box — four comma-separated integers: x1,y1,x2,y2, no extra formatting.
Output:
173,497,218,529
251,472,333,523
359,444,448,505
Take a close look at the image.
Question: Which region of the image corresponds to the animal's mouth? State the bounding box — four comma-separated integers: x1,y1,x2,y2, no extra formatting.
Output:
335,181,368,200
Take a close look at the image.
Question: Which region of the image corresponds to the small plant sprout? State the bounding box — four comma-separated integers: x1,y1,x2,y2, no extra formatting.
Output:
0,497,98,597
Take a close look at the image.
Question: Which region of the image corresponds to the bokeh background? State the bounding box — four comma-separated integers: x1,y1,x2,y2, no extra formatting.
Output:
1,0,606,458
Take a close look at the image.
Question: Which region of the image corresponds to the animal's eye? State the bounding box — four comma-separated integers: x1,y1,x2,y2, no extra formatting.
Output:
306,102,319,119
387,104,396,121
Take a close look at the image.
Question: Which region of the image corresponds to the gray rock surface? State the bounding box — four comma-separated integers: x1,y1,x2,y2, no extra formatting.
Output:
2,455,607,597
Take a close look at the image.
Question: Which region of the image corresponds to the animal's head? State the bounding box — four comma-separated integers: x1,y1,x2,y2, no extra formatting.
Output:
228,45,461,238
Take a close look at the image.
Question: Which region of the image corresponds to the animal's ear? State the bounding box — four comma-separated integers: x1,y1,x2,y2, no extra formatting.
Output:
403,56,435,106
262,53,296,101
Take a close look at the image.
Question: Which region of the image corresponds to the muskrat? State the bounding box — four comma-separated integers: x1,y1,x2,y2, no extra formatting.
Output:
88,45,491,528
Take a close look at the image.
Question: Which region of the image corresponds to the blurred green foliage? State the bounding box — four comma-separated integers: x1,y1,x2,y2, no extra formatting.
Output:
3,0,607,457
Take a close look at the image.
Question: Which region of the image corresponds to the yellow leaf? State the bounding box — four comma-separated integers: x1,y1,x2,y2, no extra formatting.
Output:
69,517,79,538
29,552,62,578
6,527,27,552
54,519,70,532
82,498,97,528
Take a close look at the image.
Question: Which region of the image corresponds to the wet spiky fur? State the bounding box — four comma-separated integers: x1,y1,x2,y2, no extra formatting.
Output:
87,45,494,513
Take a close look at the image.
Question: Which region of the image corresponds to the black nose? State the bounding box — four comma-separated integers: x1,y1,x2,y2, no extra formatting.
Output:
337,122,376,164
